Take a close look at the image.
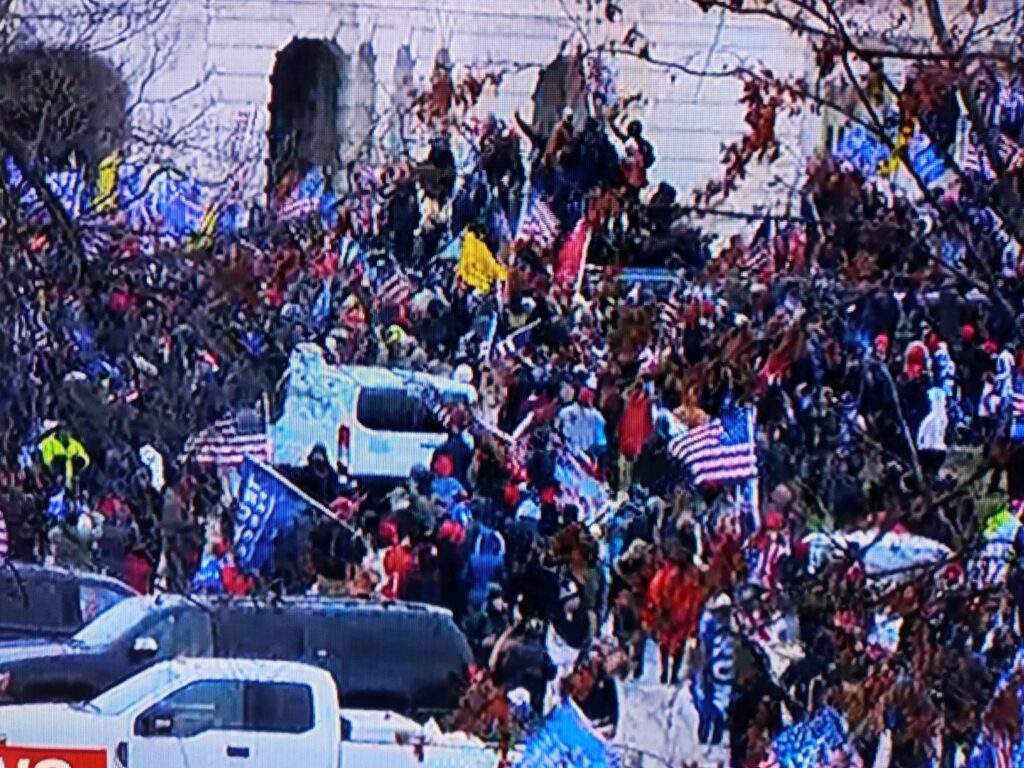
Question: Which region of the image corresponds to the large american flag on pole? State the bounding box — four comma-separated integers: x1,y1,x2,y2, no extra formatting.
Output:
181,407,272,469
668,407,758,487
516,191,560,250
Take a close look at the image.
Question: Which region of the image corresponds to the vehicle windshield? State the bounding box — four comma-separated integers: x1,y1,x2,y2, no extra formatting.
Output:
71,598,155,647
87,664,182,715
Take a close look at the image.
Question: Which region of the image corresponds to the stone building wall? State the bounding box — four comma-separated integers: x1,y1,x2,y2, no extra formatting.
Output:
16,0,820,230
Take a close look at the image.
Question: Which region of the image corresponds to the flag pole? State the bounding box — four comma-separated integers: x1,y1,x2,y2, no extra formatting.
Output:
484,313,498,362
246,455,353,531
261,393,273,464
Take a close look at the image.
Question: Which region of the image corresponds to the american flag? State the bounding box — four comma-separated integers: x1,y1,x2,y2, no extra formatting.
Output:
419,387,463,432
989,733,1015,768
963,131,1024,178
277,195,319,221
554,449,609,525
740,239,772,275
516,191,560,250
377,270,413,308
668,407,758,487
181,408,272,469
739,217,774,276
748,532,790,590
661,292,683,329
81,223,115,260
493,321,538,360
998,133,1024,173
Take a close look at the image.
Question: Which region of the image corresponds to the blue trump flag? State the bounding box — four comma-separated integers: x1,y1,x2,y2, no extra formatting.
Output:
234,456,320,572
518,699,621,768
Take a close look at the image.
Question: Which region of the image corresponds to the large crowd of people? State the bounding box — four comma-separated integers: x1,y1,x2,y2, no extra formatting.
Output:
2,77,1024,768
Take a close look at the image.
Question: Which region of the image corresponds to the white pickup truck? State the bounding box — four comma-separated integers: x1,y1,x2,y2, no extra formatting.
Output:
0,658,503,768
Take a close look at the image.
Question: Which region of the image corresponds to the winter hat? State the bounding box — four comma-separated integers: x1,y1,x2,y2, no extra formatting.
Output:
438,519,467,546
960,324,976,343
503,482,521,509
378,518,399,547
904,341,928,379
330,496,358,522
433,453,454,478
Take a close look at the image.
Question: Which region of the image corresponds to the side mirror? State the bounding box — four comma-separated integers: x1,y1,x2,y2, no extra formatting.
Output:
131,636,159,659
138,712,173,737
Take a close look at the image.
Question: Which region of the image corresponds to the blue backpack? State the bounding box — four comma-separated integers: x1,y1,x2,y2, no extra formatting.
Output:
468,526,506,606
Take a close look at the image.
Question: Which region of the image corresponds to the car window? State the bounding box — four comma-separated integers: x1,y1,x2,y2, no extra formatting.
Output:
216,612,305,659
79,584,126,625
135,681,244,738
73,598,155,646
92,664,184,716
356,389,466,433
0,574,78,630
138,609,211,658
245,682,314,733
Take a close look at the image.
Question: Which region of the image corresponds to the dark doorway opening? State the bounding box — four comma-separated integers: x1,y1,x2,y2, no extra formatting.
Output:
267,38,347,192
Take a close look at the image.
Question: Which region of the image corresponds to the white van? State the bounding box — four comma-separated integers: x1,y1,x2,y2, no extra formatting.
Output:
272,344,477,479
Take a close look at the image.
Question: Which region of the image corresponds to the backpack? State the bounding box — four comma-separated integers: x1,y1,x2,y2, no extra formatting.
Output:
639,138,656,170
469,526,506,590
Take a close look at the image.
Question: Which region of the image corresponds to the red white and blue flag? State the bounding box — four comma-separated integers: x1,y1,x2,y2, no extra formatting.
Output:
377,270,413,308
493,321,539,361
740,217,774,276
516,191,560,250
181,408,272,469
668,407,758,487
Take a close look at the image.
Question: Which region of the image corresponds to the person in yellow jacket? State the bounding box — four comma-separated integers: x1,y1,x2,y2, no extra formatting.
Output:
39,424,91,489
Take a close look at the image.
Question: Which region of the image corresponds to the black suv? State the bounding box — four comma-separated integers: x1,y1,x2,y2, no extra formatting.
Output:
0,564,136,641
0,594,472,719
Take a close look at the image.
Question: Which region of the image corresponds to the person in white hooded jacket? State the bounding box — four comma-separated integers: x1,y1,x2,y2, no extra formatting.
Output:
917,386,949,479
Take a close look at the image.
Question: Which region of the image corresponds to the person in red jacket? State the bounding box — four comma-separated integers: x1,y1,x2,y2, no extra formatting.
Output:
617,383,653,492
642,543,704,685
